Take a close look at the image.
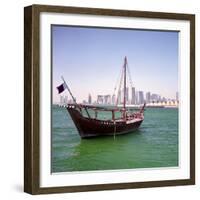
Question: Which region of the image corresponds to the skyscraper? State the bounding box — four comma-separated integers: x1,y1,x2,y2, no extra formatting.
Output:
146,92,151,103
112,94,116,105
97,95,103,104
138,91,144,104
135,91,139,105
104,95,111,104
131,87,136,105
117,90,121,105
63,96,68,104
88,94,92,104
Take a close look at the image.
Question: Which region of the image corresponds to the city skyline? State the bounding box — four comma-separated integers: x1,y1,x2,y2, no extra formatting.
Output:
58,89,179,106
52,25,178,103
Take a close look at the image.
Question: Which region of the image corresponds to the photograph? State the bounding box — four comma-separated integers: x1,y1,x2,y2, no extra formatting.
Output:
24,5,195,194
51,25,179,173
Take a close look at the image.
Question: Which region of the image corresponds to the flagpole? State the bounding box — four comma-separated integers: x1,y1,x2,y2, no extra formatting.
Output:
61,76,77,104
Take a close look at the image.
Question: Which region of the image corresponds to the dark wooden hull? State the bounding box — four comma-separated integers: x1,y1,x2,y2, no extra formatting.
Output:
67,107,143,138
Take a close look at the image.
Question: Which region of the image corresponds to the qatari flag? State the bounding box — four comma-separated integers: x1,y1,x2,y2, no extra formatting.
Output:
56,82,67,94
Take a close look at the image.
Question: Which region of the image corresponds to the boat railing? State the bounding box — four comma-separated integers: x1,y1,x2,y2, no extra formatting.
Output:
67,103,145,121
67,103,124,112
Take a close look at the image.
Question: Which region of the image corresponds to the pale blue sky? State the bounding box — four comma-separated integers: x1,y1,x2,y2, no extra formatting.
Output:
52,25,178,103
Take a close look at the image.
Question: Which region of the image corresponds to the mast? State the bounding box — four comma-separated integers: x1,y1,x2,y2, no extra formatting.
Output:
123,56,127,119
61,76,77,104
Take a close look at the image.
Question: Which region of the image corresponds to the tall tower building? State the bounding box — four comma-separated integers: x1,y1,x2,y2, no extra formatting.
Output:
112,94,116,105
135,91,139,105
64,96,68,105
117,90,122,104
97,95,103,104
104,95,111,104
138,91,144,104
146,92,151,103
88,93,92,104
131,87,136,105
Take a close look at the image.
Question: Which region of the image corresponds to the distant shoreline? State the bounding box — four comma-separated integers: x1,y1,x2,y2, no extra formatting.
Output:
52,104,178,109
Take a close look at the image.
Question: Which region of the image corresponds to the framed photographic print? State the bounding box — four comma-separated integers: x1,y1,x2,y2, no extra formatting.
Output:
24,4,195,194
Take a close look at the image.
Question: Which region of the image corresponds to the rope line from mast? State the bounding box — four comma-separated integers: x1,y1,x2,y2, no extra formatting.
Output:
126,62,134,89
115,68,124,106
113,65,123,95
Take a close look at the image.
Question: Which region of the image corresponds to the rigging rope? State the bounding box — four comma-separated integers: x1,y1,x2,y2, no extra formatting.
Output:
113,58,134,106
113,65,123,95
126,62,134,88
115,68,124,106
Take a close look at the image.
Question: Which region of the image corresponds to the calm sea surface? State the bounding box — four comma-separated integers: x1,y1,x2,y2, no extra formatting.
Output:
52,105,178,172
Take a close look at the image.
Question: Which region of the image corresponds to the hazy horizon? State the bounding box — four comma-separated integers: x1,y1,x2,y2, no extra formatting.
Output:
52,25,178,104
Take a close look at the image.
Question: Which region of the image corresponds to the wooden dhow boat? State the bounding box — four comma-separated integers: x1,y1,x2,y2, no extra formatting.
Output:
57,57,145,138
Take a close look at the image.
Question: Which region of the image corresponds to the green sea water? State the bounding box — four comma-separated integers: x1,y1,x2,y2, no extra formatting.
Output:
52,105,178,172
